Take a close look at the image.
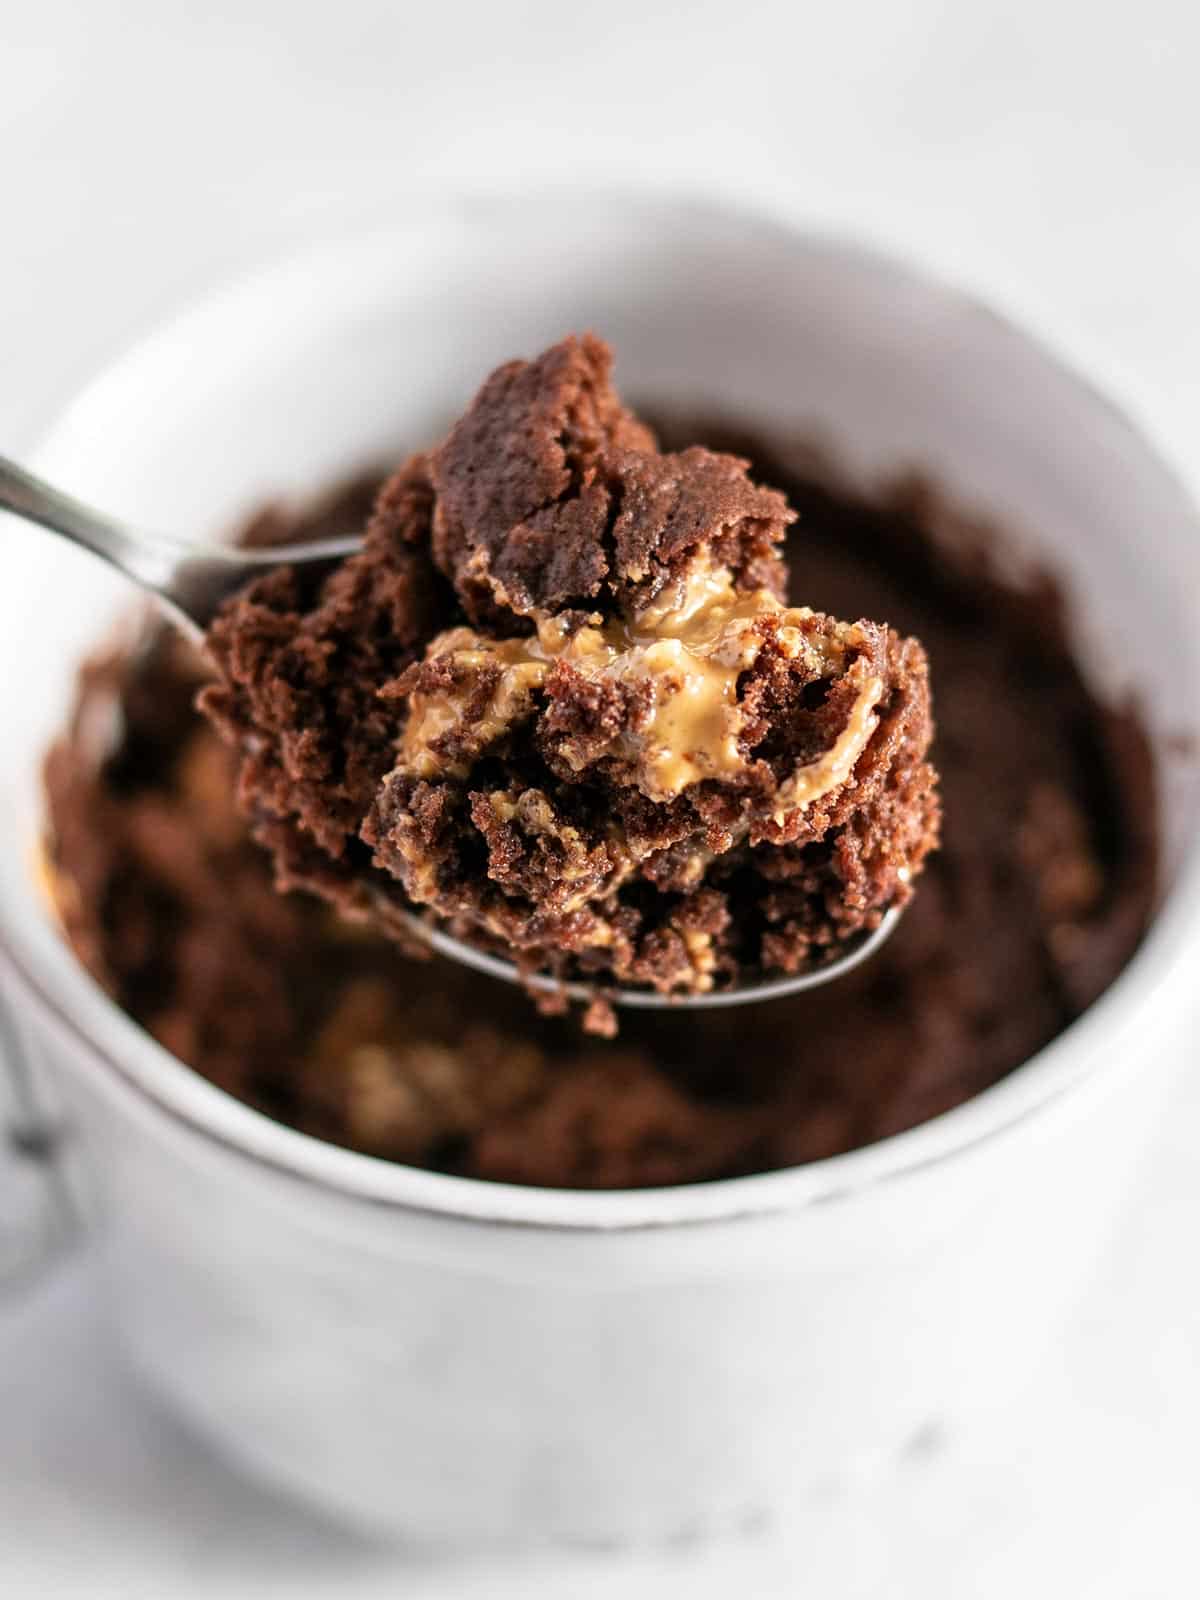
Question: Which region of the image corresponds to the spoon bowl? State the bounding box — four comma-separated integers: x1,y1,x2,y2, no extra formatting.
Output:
415,904,902,1010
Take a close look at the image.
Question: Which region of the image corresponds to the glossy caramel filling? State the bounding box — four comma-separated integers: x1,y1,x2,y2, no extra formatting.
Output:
398,555,881,811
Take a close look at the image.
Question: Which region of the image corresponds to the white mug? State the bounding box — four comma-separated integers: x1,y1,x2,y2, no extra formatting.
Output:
1,193,1198,1542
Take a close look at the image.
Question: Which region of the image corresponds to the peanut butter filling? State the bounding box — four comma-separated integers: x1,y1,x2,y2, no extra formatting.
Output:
771,662,884,825
397,554,882,813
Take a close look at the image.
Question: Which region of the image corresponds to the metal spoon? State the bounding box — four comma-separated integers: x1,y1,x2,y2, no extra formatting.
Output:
3,455,900,1008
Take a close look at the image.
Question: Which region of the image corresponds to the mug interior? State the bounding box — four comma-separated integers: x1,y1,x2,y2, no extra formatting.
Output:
3,191,1199,1226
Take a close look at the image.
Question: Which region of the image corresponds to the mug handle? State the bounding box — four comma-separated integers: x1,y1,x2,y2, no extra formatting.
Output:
0,985,74,1292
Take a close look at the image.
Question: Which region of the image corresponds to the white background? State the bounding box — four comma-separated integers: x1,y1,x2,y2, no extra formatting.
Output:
3,2,1200,1594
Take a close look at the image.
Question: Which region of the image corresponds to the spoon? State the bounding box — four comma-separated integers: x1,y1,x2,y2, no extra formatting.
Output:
2,454,901,1008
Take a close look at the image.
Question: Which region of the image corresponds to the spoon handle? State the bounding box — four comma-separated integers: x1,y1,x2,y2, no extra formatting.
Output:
0,455,185,600
0,455,362,635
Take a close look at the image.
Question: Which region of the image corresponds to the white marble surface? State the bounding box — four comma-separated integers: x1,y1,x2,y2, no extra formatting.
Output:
4,1,1200,1592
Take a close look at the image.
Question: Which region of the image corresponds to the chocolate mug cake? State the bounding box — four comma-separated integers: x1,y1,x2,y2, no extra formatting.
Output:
41,344,1156,1187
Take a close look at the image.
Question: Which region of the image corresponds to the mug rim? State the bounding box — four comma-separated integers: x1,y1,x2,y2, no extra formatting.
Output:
5,188,1200,1233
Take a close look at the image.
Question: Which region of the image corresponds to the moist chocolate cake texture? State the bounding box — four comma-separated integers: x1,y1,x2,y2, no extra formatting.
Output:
198,337,939,1011
43,432,1157,1189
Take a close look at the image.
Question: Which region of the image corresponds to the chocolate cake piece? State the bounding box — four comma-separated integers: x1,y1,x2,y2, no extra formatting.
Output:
200,337,939,1007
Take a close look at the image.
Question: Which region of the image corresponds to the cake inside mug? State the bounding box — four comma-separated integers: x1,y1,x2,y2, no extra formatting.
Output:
42,371,1157,1187
197,336,940,1023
